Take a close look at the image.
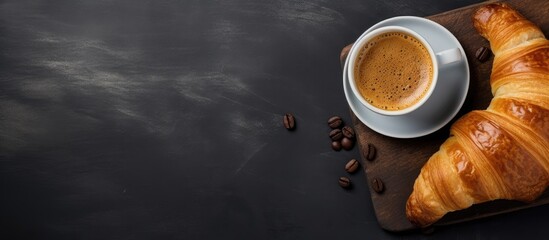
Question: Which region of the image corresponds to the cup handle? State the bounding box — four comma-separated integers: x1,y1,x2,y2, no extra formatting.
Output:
436,48,462,65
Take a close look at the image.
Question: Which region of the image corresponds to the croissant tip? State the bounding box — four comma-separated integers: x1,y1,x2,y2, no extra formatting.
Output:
473,2,515,22
406,193,432,228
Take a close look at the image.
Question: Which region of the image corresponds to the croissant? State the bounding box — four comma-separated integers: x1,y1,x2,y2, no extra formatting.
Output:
406,3,549,228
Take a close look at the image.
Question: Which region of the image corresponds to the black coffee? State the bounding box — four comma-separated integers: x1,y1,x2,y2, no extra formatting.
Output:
354,32,434,111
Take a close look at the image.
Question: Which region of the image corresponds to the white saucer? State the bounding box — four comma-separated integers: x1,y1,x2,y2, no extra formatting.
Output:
343,16,469,138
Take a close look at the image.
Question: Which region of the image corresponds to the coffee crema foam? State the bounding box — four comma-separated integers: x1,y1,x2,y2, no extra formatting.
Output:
354,32,433,111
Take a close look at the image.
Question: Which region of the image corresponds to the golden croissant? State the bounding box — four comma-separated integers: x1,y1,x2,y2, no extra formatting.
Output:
406,3,549,228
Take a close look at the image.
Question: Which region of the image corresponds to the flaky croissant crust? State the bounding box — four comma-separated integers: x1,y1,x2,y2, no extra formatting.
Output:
406,3,549,228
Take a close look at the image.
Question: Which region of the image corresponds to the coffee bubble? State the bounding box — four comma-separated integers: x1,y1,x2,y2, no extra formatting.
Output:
353,32,433,111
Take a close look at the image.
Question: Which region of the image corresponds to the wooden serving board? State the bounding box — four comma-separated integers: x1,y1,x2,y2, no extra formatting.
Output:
340,0,549,232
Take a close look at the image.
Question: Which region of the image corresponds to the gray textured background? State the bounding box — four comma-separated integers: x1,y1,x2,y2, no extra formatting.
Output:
1,0,548,239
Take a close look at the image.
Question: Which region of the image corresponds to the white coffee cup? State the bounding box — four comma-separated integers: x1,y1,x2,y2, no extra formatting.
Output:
347,26,462,116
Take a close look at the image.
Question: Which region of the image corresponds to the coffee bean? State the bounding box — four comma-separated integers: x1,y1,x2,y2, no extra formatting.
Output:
371,178,384,193
341,137,354,150
475,46,491,62
328,116,343,129
329,129,343,141
331,141,342,151
283,113,296,130
366,143,376,161
345,159,360,173
341,126,355,139
338,176,352,189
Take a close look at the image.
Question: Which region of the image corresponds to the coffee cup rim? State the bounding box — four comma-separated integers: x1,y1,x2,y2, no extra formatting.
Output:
347,26,438,116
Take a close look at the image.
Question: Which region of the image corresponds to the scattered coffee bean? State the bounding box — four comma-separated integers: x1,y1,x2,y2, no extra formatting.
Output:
338,176,352,189
366,143,376,161
329,129,343,141
341,137,354,150
341,126,355,139
331,141,342,151
371,178,385,193
283,113,296,130
345,159,360,173
328,116,343,129
475,46,491,62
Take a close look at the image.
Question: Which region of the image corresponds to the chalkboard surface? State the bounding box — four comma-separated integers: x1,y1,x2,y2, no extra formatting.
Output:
3,0,549,239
